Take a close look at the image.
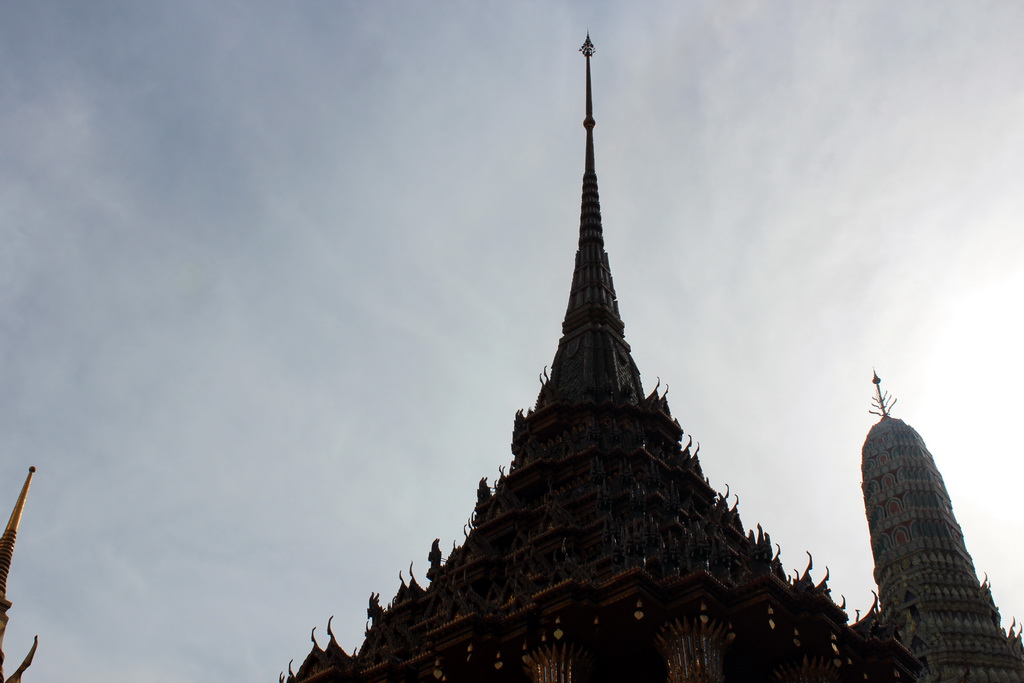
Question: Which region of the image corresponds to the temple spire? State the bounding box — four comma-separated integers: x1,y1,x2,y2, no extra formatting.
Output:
581,33,596,174
540,37,644,406
0,467,34,600
574,33,604,258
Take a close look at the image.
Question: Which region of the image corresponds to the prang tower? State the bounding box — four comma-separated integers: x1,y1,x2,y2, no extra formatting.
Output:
862,374,1024,682
284,39,918,683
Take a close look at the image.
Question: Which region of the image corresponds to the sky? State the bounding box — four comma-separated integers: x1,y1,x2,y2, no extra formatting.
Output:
2,2,1024,681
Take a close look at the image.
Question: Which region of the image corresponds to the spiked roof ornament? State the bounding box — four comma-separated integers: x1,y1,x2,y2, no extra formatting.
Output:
869,370,896,418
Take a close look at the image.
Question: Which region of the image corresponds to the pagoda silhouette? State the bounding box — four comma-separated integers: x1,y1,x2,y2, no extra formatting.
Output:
284,37,919,683
862,374,1024,682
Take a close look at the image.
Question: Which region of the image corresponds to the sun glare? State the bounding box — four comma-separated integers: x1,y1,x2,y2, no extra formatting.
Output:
919,269,1024,499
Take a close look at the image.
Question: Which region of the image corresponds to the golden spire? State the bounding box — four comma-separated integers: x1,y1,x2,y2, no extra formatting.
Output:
0,467,38,683
0,467,35,600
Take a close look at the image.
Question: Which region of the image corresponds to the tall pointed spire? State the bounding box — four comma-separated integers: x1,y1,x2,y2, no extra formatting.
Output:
541,35,644,407
0,467,34,600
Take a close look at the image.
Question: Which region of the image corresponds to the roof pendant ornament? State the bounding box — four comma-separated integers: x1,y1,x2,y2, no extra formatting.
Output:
869,370,896,418
0,467,39,683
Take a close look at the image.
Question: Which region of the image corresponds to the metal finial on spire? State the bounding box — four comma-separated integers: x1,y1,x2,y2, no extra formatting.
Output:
580,33,595,57
580,34,597,152
869,371,896,418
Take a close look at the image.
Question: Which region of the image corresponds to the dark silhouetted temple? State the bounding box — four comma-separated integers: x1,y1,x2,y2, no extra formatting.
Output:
282,38,922,683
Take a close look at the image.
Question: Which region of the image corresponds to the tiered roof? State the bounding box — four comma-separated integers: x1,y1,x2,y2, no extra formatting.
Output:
284,39,918,683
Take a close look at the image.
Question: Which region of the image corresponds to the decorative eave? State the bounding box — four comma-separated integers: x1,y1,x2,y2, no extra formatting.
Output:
341,568,917,682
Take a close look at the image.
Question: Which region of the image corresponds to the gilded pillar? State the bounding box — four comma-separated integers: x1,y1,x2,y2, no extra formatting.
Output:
654,617,731,683
523,642,594,683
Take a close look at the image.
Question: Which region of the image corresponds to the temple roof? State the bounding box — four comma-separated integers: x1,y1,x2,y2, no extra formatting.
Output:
282,41,919,683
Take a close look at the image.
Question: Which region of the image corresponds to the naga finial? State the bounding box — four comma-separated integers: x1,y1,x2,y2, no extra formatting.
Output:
869,370,896,418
